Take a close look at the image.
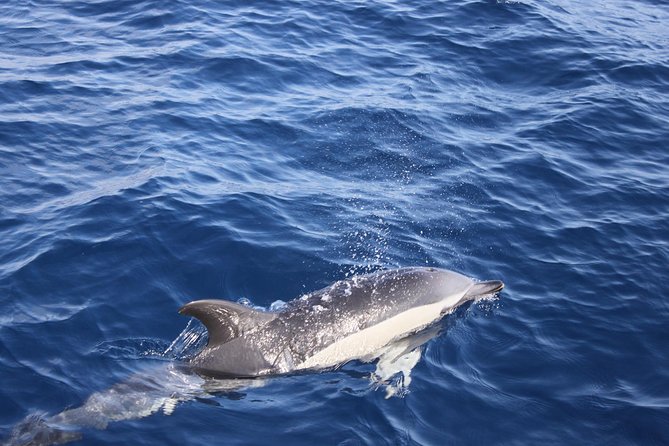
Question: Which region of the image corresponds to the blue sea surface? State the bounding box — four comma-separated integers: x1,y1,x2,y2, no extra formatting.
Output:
1,0,668,444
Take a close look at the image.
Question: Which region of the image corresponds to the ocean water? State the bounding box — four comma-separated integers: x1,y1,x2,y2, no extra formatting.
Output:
1,0,668,444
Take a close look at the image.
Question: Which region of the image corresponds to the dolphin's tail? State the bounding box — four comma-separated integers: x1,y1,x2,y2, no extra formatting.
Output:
464,280,504,299
3,413,82,446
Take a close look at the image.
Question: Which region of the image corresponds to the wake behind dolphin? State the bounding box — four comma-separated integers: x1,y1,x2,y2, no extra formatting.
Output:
4,267,503,445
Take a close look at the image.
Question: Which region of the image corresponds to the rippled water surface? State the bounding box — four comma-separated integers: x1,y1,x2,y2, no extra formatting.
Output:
1,0,668,444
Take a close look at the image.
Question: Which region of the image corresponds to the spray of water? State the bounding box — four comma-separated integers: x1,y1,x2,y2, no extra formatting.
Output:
163,319,208,360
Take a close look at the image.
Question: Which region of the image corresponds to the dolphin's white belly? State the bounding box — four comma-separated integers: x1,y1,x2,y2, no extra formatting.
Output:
296,298,452,370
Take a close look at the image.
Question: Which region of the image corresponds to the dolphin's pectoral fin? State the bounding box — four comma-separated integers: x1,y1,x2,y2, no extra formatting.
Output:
179,300,277,347
372,345,422,399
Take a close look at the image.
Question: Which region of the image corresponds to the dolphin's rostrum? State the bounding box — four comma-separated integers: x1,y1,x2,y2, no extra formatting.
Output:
180,267,503,378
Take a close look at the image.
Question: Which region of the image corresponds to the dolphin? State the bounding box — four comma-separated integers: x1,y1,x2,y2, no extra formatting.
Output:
4,267,502,446
180,267,503,378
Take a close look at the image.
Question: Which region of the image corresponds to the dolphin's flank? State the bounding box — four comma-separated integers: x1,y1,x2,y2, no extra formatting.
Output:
180,267,504,378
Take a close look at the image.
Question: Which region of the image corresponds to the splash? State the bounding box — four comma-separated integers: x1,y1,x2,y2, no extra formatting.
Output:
163,319,208,360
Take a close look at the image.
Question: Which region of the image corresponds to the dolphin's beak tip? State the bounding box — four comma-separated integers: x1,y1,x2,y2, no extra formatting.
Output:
491,280,504,294
465,280,504,299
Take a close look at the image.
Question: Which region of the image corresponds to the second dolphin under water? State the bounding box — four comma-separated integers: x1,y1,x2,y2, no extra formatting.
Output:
180,267,503,378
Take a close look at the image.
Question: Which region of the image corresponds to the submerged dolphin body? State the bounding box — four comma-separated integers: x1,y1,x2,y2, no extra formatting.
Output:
180,267,503,378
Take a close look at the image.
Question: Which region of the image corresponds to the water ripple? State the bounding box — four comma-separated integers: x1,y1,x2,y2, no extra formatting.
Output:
1,0,669,444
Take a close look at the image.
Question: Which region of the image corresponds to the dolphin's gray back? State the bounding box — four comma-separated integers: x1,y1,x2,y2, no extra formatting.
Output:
249,268,468,371
182,267,476,376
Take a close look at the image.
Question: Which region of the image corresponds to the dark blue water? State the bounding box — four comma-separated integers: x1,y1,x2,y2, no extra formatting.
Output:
1,0,668,444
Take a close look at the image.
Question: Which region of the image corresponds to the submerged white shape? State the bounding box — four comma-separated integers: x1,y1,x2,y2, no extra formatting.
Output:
374,342,422,399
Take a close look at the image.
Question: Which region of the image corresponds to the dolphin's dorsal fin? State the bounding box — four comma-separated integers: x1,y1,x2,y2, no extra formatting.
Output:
179,300,277,347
